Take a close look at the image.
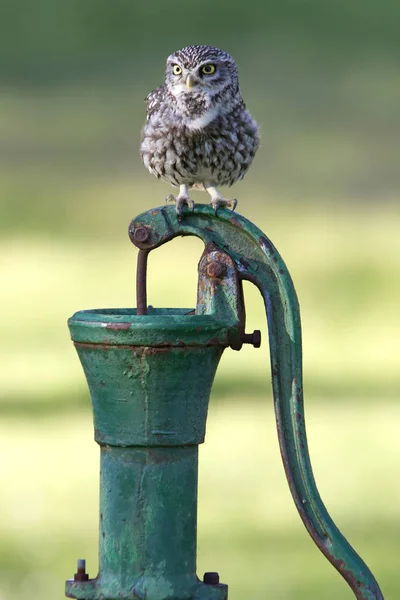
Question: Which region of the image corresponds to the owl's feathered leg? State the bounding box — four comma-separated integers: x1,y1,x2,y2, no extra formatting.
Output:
165,184,195,216
204,183,237,214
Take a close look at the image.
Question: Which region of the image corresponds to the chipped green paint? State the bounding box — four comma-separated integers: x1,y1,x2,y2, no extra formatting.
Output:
66,204,383,600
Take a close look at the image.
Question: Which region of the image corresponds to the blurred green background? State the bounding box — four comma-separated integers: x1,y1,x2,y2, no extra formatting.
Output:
1,1,399,598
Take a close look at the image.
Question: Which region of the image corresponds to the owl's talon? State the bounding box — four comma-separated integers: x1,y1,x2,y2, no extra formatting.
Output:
166,195,196,216
165,185,195,215
230,199,238,212
211,198,238,215
175,196,195,216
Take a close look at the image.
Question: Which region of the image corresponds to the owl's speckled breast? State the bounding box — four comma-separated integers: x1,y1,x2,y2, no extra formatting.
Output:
141,107,259,189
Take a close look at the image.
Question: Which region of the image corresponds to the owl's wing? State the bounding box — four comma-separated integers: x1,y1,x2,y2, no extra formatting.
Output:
145,85,166,121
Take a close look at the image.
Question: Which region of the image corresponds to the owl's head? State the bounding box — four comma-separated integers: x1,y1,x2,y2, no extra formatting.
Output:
165,45,238,98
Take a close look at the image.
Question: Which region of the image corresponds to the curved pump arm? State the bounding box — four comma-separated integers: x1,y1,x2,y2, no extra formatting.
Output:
129,205,383,600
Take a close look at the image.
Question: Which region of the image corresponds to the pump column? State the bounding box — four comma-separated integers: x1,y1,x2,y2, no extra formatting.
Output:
66,321,230,600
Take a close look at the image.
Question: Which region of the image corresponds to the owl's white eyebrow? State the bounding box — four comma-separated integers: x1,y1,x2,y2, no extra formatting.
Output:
197,61,217,67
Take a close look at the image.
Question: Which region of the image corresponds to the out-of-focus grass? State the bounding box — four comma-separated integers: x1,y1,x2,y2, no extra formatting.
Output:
1,400,400,599
1,2,400,595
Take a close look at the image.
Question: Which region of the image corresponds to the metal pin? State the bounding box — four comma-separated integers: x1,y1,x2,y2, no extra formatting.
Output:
74,558,89,582
203,572,220,585
242,330,261,348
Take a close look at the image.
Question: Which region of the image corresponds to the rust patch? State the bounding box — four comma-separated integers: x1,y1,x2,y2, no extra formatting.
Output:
328,557,369,595
228,215,244,228
106,322,131,330
74,341,225,351
141,346,171,356
205,336,222,346
74,342,111,351
206,260,226,279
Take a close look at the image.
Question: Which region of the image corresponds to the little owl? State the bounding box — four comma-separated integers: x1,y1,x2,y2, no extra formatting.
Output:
141,45,259,215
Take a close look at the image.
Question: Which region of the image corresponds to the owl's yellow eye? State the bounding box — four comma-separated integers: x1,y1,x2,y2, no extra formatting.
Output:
172,64,182,75
201,64,216,75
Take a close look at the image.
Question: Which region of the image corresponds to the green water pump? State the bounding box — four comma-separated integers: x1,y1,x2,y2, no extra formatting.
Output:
66,205,383,600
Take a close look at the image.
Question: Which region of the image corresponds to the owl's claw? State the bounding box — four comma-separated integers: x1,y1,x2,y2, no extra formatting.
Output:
165,193,195,216
211,198,238,215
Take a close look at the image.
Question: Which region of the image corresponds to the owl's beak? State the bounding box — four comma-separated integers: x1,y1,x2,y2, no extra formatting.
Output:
185,74,195,91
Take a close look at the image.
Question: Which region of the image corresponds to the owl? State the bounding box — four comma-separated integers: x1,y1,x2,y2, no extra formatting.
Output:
140,45,259,215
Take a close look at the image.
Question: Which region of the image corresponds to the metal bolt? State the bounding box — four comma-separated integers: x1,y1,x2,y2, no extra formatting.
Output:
74,558,89,582
203,572,220,585
134,227,150,243
206,261,226,279
242,329,261,348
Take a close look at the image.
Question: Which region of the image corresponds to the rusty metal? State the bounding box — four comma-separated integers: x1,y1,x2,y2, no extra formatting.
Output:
133,226,150,243
206,261,226,279
74,559,89,582
136,249,149,315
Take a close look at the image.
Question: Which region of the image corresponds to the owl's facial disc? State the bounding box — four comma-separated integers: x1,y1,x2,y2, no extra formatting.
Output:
166,58,229,97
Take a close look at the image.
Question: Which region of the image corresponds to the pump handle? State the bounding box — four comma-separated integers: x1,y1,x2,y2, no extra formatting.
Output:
129,205,383,600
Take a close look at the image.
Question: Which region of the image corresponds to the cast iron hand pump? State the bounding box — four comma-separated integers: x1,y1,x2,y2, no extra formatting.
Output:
66,205,383,600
